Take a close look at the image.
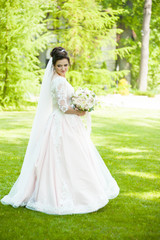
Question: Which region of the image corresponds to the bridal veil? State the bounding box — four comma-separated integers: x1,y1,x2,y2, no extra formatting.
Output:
1,58,54,206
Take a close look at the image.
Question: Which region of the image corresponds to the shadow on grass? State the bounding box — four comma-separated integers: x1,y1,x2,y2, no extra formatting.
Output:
0,192,159,240
0,108,160,240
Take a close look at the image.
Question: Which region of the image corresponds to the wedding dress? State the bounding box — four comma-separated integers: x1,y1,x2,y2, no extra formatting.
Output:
1,64,119,215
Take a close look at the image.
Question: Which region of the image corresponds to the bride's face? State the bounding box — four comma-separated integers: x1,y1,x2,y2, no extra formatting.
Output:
54,58,69,77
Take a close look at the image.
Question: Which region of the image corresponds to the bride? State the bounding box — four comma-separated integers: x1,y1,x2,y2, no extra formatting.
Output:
1,47,120,215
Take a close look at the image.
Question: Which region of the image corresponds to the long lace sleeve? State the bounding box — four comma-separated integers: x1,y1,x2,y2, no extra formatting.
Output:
55,77,69,113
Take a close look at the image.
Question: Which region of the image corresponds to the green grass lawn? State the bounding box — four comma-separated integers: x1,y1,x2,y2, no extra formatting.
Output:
0,107,160,240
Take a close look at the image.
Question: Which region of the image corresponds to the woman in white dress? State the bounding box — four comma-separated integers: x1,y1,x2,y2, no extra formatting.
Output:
1,47,119,215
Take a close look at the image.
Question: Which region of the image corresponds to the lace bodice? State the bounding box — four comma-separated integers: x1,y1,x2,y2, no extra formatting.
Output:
51,75,74,113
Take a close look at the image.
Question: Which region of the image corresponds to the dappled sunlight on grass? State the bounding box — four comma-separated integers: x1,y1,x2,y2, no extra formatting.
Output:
115,154,149,160
109,133,138,137
121,170,160,179
0,107,160,240
113,147,149,153
122,191,160,201
0,132,30,143
128,119,160,129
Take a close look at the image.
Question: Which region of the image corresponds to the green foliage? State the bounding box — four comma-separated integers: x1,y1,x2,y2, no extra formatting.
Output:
81,84,109,96
0,0,134,108
50,0,130,86
147,1,160,91
113,46,133,60
0,0,52,107
83,69,115,86
66,70,83,86
131,89,156,98
66,67,130,95
101,0,160,90
1,0,159,108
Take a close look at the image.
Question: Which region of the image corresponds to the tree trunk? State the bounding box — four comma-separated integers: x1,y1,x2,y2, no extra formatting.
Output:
138,0,152,91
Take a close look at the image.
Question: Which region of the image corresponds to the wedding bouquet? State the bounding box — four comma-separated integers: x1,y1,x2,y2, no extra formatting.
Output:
71,88,97,112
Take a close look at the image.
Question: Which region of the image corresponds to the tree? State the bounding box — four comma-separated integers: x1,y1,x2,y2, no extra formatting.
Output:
138,0,152,91
101,0,160,91
147,0,160,91
49,0,130,91
116,0,133,84
101,0,144,87
0,0,52,107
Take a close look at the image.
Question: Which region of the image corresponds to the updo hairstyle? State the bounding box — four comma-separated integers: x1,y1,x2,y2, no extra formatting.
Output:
50,47,70,66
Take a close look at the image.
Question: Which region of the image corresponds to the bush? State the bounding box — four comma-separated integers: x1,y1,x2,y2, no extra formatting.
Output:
132,90,156,98
117,78,130,95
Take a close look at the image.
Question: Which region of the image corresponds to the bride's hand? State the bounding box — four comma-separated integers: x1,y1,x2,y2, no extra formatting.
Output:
75,108,86,116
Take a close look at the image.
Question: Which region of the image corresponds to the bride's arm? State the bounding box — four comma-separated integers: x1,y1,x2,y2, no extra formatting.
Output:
55,78,85,116
65,106,86,116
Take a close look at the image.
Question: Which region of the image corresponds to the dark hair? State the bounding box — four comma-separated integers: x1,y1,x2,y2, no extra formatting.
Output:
50,47,70,66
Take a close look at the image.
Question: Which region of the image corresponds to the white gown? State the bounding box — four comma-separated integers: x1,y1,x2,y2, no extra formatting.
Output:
1,73,120,215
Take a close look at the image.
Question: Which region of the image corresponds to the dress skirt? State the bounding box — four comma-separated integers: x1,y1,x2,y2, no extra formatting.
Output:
1,109,119,215
24,109,119,215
